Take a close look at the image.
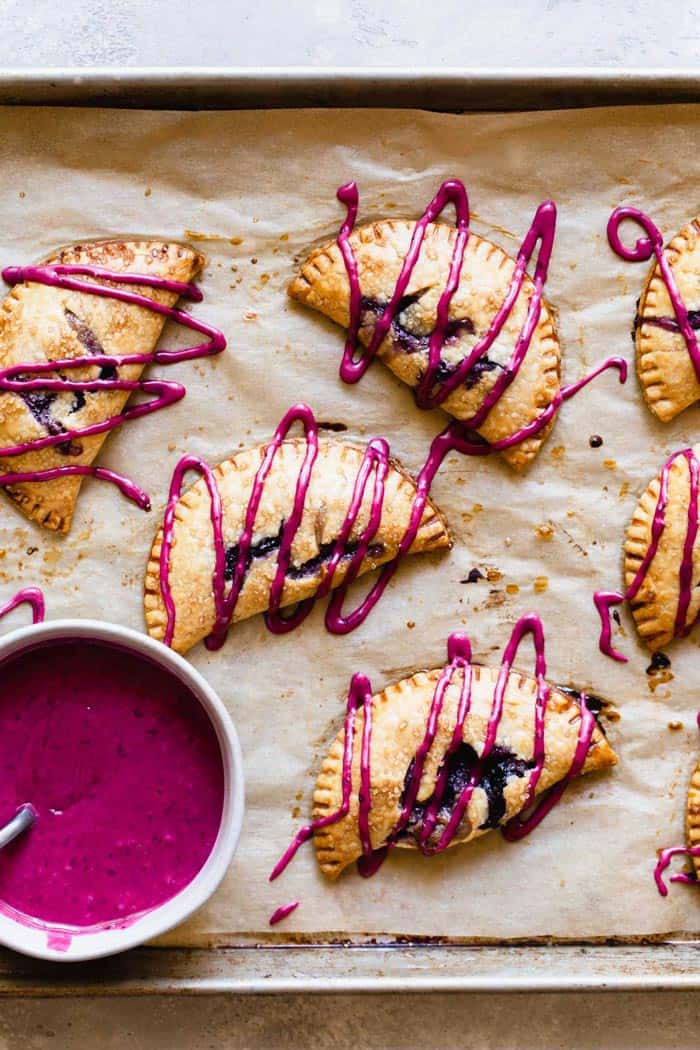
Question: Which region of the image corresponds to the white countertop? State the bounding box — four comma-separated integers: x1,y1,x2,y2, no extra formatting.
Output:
1,0,698,69
1,0,699,1045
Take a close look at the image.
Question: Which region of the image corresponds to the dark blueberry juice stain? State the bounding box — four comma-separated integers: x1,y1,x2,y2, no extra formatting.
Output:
646,652,671,675
316,421,348,433
461,568,485,584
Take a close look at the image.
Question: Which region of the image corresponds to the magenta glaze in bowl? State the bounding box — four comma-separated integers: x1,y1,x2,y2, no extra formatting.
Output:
0,620,244,962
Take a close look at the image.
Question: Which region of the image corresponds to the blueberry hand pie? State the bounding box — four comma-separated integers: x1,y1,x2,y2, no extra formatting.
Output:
144,428,450,655
596,446,700,659
289,182,562,470
609,207,700,422
0,239,207,532
310,632,616,879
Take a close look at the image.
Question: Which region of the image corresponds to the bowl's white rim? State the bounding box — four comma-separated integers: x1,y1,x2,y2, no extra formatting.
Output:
0,618,245,962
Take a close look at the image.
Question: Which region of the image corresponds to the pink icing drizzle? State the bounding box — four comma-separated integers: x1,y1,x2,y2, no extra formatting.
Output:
594,448,699,662
654,845,700,896
269,900,300,925
653,711,700,897
608,206,700,381
335,180,626,448
0,586,45,624
269,614,597,883
0,263,225,509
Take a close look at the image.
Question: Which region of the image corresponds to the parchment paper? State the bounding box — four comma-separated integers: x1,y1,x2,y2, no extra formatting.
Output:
0,103,698,943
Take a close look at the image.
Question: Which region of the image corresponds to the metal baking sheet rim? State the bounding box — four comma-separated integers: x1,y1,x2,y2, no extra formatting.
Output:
0,64,696,993
0,65,697,110
1,943,700,995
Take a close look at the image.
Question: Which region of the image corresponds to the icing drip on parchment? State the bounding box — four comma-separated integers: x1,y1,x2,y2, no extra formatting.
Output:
0,263,226,509
0,586,45,625
268,614,596,899
335,179,626,452
653,712,700,897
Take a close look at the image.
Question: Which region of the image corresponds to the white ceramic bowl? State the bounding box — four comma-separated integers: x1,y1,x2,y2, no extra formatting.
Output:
0,619,244,963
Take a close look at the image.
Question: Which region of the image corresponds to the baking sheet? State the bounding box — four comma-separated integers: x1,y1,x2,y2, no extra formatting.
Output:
0,102,698,944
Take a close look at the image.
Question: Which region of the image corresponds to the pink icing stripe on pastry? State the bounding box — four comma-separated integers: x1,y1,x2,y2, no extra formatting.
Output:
335,179,626,447
607,206,700,382
270,614,597,884
594,448,699,662
0,264,226,507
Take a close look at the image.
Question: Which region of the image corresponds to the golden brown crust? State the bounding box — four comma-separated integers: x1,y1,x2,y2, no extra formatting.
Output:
313,663,617,879
686,757,700,877
144,437,451,654
636,217,700,422
289,219,561,470
0,239,204,532
624,445,700,652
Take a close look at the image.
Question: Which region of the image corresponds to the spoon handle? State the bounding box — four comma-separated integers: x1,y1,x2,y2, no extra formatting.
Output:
0,804,36,849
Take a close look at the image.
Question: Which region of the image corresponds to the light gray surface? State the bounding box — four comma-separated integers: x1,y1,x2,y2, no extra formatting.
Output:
0,0,698,69
3,0,700,1045
1,992,700,1048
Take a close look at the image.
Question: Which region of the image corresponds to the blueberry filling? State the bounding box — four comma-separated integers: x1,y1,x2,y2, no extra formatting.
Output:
14,306,108,457
285,539,385,580
478,746,532,828
223,524,385,583
634,308,700,333
399,743,532,844
65,308,117,400
224,523,285,580
360,295,502,388
433,355,501,389
19,390,82,457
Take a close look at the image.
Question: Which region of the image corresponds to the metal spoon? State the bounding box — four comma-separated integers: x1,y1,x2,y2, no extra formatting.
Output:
0,804,36,849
